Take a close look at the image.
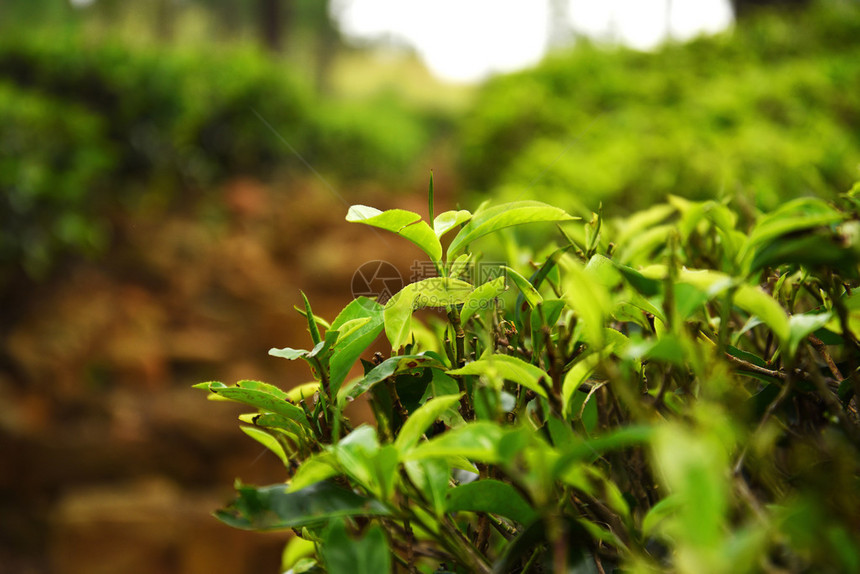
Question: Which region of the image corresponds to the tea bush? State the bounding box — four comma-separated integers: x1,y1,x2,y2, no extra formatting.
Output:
459,0,860,216
199,179,860,573
0,81,115,281
0,31,438,282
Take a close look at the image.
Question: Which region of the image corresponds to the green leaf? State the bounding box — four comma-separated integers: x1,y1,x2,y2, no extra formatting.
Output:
585,254,623,289
447,479,538,525
615,262,662,297
740,197,845,270
461,275,507,323
650,423,729,550
245,413,306,438
642,494,683,537
289,452,341,492
447,354,550,398
269,346,315,360
616,224,674,265
382,286,415,351
560,255,611,346
328,298,385,395
301,291,322,346
428,171,435,223
447,253,472,280
215,481,389,530
404,459,450,517
333,425,380,488
614,203,676,247
233,379,290,400
346,205,442,263
293,306,332,331
553,426,654,476
734,284,790,345
281,536,317,572
383,278,473,349
241,426,290,467
749,232,859,273
372,445,401,501
447,200,577,259
286,382,321,403
561,353,601,419
625,334,687,366
321,520,391,574
532,297,566,331
433,209,472,238
503,265,543,309
198,383,309,426
406,421,507,463
412,277,474,308
787,312,832,358
395,394,463,453
338,354,448,401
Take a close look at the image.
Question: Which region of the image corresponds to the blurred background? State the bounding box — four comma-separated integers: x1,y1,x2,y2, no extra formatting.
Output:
1,1,859,572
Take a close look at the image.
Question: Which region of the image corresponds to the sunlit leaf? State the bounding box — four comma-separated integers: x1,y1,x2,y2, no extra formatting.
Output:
561,353,601,419
382,287,415,351
346,205,442,263
560,255,610,346
286,382,321,404
339,354,447,401
447,201,577,258
333,425,380,488
650,422,729,551
503,265,543,309
734,284,790,345
328,297,384,395
244,412,305,438
461,275,506,323
288,452,340,492
197,382,309,426
739,197,845,271
642,494,683,537
787,311,832,357
407,422,508,463
241,426,290,467
433,209,472,238
382,277,473,350
447,354,550,398
395,394,463,453
300,291,322,345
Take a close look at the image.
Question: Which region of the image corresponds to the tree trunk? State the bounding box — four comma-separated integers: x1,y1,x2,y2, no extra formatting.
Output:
259,0,284,52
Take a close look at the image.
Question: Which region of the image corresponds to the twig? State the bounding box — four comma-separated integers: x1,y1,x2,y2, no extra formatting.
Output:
724,352,789,381
809,334,843,380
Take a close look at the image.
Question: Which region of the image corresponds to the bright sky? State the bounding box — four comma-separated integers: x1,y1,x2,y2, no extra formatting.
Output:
333,0,734,82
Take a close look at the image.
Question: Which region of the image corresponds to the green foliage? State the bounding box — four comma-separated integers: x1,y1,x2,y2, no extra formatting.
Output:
0,81,115,279
459,0,860,216
200,180,860,573
0,30,440,283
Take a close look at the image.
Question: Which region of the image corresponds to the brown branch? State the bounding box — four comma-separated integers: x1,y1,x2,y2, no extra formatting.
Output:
724,352,789,381
809,334,844,381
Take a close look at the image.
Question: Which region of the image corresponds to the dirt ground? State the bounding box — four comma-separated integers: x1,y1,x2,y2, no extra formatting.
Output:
0,171,461,574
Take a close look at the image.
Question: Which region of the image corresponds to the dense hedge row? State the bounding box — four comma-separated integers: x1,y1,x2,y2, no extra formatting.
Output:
201,183,860,573
0,31,436,281
459,0,860,216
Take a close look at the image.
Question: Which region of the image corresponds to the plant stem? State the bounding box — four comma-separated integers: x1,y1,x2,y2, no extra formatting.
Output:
448,307,475,420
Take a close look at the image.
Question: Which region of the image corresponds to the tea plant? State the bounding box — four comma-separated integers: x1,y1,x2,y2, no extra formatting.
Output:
198,180,860,573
